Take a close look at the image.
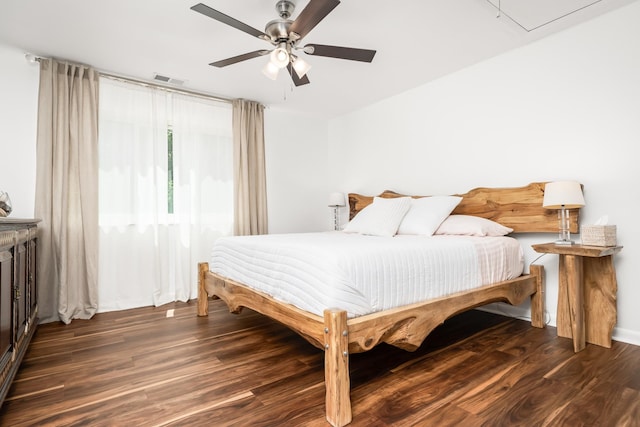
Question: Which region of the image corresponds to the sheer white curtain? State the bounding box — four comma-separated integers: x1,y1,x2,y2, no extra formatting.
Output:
98,78,232,311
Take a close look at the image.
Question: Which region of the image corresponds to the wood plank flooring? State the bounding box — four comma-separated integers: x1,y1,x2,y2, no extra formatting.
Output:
1,300,639,426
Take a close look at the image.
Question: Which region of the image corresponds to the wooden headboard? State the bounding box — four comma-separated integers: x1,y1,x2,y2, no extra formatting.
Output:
348,182,579,233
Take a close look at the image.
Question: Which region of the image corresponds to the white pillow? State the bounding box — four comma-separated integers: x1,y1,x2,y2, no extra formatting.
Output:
396,196,462,236
435,215,513,236
343,196,412,237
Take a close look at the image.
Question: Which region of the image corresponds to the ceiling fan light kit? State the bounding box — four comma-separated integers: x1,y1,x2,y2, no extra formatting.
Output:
270,43,290,68
261,61,280,80
292,55,311,79
191,0,377,86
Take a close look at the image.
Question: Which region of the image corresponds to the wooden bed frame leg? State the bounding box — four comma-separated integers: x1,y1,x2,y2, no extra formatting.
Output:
197,262,209,317
530,264,545,328
324,309,352,427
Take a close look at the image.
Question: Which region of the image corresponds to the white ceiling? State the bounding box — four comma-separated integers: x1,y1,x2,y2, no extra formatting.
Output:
0,0,635,118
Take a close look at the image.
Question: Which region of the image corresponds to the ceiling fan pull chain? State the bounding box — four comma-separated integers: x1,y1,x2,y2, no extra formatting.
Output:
497,0,501,18
282,82,293,101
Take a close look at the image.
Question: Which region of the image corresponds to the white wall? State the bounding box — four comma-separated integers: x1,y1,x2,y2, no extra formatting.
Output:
0,43,39,217
265,108,330,233
328,2,640,344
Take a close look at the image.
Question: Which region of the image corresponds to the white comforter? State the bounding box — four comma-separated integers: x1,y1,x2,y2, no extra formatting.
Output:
210,232,523,318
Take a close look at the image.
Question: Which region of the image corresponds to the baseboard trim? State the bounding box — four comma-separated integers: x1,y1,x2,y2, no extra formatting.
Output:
478,303,640,347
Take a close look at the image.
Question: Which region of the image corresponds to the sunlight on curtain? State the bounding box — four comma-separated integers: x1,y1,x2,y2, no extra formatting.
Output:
98,78,232,311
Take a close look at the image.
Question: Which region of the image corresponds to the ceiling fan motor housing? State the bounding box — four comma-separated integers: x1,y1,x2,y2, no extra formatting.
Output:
265,18,293,42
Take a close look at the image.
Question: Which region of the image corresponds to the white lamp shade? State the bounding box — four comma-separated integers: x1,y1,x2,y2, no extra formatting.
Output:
262,61,280,80
543,181,585,209
270,46,289,69
292,56,311,78
328,192,345,207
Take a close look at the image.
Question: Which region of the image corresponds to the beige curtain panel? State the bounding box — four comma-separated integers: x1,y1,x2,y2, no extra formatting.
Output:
35,59,99,324
232,99,268,236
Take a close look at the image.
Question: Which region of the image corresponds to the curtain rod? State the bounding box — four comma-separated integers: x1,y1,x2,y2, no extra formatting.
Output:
26,53,233,104
99,71,233,104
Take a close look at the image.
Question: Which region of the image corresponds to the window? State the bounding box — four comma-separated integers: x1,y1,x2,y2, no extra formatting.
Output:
97,78,233,311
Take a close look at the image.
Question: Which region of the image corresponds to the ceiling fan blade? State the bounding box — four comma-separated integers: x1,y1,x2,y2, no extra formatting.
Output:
289,0,340,41
210,50,270,67
304,44,376,62
191,3,269,40
287,63,310,86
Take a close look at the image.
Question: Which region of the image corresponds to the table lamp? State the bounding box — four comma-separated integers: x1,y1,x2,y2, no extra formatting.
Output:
542,181,585,245
328,192,345,231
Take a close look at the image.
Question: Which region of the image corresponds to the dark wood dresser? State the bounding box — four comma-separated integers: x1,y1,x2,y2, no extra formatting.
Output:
0,219,39,406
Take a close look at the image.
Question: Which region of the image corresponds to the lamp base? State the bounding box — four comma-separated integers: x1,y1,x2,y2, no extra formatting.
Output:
554,239,575,245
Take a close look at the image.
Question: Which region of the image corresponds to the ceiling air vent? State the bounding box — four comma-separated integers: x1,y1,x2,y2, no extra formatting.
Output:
153,73,185,86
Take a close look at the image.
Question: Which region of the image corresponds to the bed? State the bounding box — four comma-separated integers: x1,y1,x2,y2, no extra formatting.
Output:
197,182,577,426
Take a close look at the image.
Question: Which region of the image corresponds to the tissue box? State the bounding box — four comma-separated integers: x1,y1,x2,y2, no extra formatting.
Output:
581,225,617,246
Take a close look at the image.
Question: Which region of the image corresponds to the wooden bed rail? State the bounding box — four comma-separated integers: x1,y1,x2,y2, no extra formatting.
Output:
198,262,545,426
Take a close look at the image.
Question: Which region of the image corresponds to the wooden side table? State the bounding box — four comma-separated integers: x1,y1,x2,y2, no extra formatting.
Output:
532,243,622,352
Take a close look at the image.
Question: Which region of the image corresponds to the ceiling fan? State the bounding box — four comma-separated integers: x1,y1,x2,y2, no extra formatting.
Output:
190,0,377,86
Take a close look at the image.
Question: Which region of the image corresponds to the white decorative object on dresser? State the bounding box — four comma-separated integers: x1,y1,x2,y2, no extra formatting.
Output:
0,218,39,407
0,191,11,217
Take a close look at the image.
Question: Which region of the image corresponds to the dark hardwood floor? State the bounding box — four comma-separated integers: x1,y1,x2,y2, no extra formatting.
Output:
1,300,639,426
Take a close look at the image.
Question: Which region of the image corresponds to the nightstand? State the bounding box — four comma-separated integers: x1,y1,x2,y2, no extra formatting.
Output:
532,243,622,352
